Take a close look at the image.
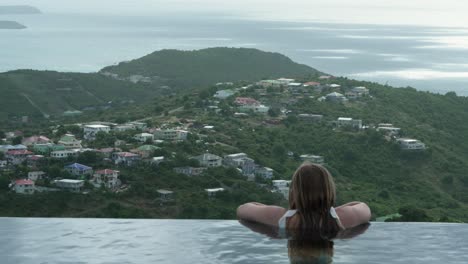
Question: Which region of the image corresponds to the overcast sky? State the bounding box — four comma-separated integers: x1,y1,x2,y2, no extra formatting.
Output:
3,0,468,27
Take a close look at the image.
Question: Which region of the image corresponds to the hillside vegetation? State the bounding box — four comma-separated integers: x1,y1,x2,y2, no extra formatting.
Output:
1,48,468,222
101,47,318,88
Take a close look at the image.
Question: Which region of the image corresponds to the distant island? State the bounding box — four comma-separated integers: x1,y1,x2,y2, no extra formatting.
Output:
0,21,26,29
0,5,41,15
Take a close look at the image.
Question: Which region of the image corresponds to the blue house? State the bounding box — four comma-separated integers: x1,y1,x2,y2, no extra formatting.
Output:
64,163,93,177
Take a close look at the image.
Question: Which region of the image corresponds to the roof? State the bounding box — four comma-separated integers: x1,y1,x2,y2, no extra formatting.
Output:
85,124,109,128
137,145,159,151
135,133,153,137
6,150,33,155
303,81,321,86
56,179,84,184
205,188,225,192
157,189,173,194
327,92,344,97
117,152,139,157
95,169,119,175
15,179,34,185
64,163,92,171
338,117,353,121
59,134,79,142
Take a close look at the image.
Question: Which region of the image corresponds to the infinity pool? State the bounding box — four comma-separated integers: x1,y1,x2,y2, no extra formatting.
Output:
0,218,466,263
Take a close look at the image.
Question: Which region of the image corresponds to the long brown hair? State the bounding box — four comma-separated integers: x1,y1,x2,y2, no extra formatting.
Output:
287,163,340,239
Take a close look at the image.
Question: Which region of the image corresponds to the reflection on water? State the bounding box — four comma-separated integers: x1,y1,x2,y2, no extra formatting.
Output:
239,220,370,264
0,218,468,263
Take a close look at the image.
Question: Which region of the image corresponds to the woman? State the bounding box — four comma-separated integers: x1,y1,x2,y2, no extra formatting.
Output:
237,163,371,238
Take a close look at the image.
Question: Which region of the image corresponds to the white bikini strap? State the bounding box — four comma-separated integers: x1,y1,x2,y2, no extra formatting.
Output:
278,209,297,229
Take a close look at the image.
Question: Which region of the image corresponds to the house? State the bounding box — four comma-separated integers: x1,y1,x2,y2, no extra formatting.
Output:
173,166,207,176
97,148,120,158
223,153,249,167
303,81,321,87
27,155,45,168
272,180,291,189
377,125,401,136
205,188,225,197
337,117,363,129
113,124,135,132
0,160,7,169
397,138,426,150
256,167,274,179
55,179,84,192
234,97,260,106
157,189,174,201
28,171,46,181
151,156,165,165
240,157,257,176
58,134,82,149
127,121,148,130
112,152,141,166
33,143,66,154
92,169,120,189
131,145,159,158
0,144,27,153
83,124,110,140
193,153,223,167
298,114,323,122
51,149,79,159
5,150,33,165
300,154,325,164
351,86,369,96
11,179,35,194
277,78,295,85
22,136,51,146
214,89,235,99
153,129,188,141
64,163,93,177
257,80,282,88
134,133,154,143
326,92,347,103
239,104,270,114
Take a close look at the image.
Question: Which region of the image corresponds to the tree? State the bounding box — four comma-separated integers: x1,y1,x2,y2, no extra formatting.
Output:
12,136,23,145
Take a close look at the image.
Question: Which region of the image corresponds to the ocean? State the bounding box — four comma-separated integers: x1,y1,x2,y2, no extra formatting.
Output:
1,12,468,95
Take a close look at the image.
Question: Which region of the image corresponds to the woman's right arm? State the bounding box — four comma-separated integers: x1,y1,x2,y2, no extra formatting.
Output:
237,202,286,227
336,202,371,229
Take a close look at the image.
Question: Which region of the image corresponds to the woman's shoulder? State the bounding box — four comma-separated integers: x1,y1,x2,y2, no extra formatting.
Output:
335,202,371,229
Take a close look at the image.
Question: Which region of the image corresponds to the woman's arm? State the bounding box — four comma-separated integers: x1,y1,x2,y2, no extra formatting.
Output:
335,202,371,229
236,202,286,227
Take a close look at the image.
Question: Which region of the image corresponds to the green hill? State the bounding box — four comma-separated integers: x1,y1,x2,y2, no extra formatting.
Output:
0,48,318,123
100,47,319,88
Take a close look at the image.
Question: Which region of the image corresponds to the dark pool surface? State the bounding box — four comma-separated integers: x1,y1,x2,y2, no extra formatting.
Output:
0,218,466,263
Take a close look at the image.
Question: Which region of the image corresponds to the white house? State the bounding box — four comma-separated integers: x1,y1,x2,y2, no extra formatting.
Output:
256,167,274,179
11,179,35,194
337,117,363,129
83,124,110,140
377,125,401,135
173,166,207,176
193,153,223,167
272,180,291,189
58,134,82,149
5,150,33,165
214,89,235,99
0,160,7,168
92,169,120,189
55,179,84,192
300,154,325,164
157,189,174,201
326,92,347,103
134,133,154,143
151,156,165,165
397,138,426,150
223,153,249,167
112,152,141,166
28,171,46,181
51,150,79,159
154,129,188,141
205,188,225,197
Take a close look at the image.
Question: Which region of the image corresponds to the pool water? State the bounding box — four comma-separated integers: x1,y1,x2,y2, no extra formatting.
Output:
0,218,466,263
